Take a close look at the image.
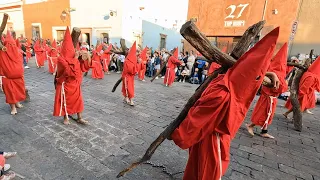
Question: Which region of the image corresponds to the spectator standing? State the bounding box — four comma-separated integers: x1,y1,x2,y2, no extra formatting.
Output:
21,41,29,69
154,51,161,79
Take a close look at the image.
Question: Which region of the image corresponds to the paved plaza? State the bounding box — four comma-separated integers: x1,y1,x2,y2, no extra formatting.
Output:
1,59,320,180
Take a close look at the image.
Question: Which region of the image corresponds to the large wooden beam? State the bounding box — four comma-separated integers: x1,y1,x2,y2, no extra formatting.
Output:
180,21,235,67
0,13,9,49
287,62,307,70
290,58,311,131
117,21,266,178
71,27,81,48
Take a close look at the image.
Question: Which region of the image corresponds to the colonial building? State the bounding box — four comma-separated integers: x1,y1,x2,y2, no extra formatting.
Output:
22,0,71,40
70,0,188,49
185,0,320,56
0,0,24,37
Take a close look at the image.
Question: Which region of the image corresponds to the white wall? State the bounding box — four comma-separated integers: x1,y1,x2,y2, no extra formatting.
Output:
70,0,124,45
0,0,24,36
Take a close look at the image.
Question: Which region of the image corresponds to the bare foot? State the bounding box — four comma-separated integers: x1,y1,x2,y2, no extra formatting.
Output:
63,119,70,125
10,109,17,115
304,109,314,114
76,118,88,125
15,103,23,108
261,133,274,139
129,100,134,106
1,172,16,180
246,124,254,136
123,97,130,104
3,152,17,159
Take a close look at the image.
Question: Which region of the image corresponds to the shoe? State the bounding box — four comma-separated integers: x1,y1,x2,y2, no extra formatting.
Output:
24,66,30,69
142,79,146,82
179,80,181,82
182,80,185,83
4,164,10,171
116,71,121,74
11,109,17,115
155,77,159,80
161,76,165,79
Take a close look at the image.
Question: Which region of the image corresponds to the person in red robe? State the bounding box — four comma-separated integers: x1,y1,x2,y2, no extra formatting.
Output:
122,41,137,106
53,27,91,125
43,40,50,62
163,48,183,87
101,44,112,74
283,56,320,117
25,38,32,62
0,30,26,115
48,39,58,74
34,39,46,68
170,27,279,180
138,47,148,81
91,44,104,79
247,43,289,139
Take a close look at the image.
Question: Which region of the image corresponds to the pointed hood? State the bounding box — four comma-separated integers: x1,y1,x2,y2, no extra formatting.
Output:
126,41,137,64
5,30,15,44
52,39,57,49
269,43,288,80
173,47,178,59
96,44,102,52
107,44,112,52
140,47,148,61
308,56,320,77
60,27,75,59
15,38,21,48
223,27,279,138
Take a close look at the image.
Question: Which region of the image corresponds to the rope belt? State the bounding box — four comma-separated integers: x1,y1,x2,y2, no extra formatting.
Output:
216,132,222,180
262,96,277,129
59,82,69,120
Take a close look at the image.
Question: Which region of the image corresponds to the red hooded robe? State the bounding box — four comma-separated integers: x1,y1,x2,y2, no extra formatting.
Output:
163,48,182,86
25,39,32,62
0,30,26,104
285,56,320,111
138,47,148,80
251,43,288,128
171,27,279,180
53,27,90,117
48,39,58,74
122,42,137,99
101,45,112,72
34,39,46,67
91,45,104,79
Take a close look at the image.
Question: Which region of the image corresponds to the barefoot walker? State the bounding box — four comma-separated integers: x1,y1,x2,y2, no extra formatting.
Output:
53,27,91,125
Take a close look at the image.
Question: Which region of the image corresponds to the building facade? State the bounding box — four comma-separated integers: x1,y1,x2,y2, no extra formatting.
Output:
22,0,71,40
0,0,24,37
70,0,188,49
185,0,317,56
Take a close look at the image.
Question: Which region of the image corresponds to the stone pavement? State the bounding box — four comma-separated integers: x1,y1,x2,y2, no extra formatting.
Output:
0,58,320,180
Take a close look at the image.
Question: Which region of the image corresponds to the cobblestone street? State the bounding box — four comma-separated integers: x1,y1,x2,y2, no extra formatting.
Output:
1,59,320,180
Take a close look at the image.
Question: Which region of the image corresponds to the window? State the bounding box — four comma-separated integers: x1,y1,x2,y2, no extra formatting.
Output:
207,37,217,46
57,30,66,41
100,33,109,44
160,34,167,50
32,26,40,39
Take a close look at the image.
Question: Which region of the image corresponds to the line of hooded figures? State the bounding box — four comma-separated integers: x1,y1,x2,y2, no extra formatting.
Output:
0,25,320,180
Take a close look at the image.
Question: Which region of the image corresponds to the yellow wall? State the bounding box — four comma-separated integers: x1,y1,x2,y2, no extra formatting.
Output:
290,0,320,55
22,0,70,40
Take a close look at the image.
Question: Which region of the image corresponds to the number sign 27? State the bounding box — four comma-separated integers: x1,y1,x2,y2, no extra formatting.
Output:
225,4,249,19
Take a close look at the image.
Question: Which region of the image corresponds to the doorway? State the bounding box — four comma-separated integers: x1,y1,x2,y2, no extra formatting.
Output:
160,33,167,50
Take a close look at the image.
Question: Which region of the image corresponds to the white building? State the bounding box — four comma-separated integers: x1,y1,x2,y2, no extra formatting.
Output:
70,0,188,50
0,0,24,37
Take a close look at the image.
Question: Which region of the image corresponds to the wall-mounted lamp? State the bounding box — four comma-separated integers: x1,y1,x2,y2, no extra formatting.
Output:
272,9,278,15
110,10,117,17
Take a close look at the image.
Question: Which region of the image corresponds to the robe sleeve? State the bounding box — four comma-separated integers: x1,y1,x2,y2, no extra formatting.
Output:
171,88,230,149
171,57,182,65
80,60,90,72
299,76,315,96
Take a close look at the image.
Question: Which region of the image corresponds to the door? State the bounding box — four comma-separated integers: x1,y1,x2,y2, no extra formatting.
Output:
160,34,167,50
32,26,41,39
